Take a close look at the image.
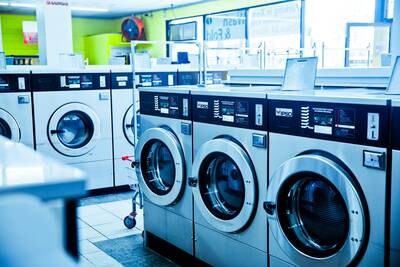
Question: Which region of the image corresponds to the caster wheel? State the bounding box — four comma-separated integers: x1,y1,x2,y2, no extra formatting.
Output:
124,216,136,229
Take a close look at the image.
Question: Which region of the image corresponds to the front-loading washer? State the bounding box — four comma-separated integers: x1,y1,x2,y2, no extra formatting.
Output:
32,69,113,190
0,70,33,148
134,86,194,255
110,67,138,186
189,87,268,267
265,92,389,267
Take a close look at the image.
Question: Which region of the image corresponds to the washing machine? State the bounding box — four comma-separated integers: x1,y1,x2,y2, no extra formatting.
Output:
0,70,34,148
265,92,389,267
110,68,139,186
134,86,194,255
32,69,113,190
189,87,268,267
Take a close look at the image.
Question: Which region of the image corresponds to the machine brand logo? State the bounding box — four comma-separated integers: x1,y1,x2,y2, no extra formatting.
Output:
46,1,69,6
276,108,293,117
197,101,209,109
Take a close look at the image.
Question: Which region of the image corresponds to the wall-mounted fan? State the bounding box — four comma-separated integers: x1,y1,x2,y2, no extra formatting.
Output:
121,17,145,41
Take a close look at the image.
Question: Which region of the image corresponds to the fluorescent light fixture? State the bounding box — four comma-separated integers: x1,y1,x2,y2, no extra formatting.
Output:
70,6,109,12
10,3,36,8
0,2,9,6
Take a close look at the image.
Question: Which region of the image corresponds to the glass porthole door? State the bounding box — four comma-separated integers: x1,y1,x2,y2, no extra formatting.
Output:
0,109,20,142
123,105,135,146
48,103,100,157
265,154,366,266
135,127,185,206
191,138,257,233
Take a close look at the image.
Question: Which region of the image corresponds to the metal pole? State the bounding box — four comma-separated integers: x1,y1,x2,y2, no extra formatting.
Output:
130,41,138,147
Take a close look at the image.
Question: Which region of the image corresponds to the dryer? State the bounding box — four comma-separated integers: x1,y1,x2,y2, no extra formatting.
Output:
0,70,33,148
32,69,113,190
110,68,138,186
134,86,194,255
265,92,389,267
189,87,268,267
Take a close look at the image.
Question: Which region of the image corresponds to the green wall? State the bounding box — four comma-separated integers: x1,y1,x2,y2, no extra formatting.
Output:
117,0,278,57
0,14,121,58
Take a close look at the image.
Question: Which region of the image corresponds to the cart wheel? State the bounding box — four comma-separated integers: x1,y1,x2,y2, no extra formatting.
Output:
124,216,136,229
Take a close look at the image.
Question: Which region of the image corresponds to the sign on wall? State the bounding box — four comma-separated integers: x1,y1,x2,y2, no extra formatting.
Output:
205,10,246,41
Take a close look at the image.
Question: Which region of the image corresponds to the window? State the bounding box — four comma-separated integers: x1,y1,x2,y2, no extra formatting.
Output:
346,23,391,67
204,10,247,67
304,0,376,68
167,16,203,62
248,1,302,69
385,0,395,19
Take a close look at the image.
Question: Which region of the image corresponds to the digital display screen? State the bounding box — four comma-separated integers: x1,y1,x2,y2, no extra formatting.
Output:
159,96,169,109
335,108,356,138
67,76,81,88
336,108,355,125
81,75,93,89
236,101,249,125
221,101,235,116
0,76,9,90
152,74,162,86
236,101,248,115
314,113,333,126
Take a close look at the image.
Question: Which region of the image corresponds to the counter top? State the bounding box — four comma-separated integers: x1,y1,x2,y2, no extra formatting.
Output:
0,137,86,201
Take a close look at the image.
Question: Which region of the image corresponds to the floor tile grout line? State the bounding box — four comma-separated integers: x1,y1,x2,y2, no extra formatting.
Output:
95,204,126,221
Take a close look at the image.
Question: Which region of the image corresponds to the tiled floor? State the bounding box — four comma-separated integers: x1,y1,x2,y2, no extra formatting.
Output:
77,196,144,267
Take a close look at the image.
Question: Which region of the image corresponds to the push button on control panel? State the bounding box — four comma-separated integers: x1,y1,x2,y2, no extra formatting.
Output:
252,133,266,148
18,95,30,104
363,150,385,170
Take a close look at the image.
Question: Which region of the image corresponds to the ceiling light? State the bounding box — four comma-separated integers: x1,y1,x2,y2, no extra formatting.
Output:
10,3,36,8
0,2,9,6
70,6,108,12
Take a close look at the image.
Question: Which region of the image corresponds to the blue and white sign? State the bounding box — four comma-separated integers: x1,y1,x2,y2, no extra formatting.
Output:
205,10,246,41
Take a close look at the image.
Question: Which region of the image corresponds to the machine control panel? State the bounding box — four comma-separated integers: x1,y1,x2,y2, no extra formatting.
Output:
269,100,389,147
111,72,133,89
178,71,199,85
137,72,176,87
140,91,191,120
32,73,110,91
192,95,267,131
0,74,30,92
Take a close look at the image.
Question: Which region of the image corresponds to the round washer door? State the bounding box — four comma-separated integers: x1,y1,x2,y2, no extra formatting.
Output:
135,127,185,206
123,104,135,146
191,138,257,233
0,108,20,142
48,103,100,157
266,154,366,266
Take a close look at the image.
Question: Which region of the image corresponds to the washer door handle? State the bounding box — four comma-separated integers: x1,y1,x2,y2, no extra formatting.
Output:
263,201,276,216
50,129,65,135
125,124,134,128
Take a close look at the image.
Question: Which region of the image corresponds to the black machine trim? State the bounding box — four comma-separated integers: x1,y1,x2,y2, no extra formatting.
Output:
269,99,389,148
192,95,267,131
31,73,111,91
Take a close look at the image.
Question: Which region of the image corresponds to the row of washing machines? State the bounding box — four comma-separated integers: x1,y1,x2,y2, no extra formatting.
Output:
133,84,399,267
0,68,137,190
0,67,228,190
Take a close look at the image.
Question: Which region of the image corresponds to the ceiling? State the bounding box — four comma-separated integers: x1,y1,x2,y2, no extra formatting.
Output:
0,0,209,18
